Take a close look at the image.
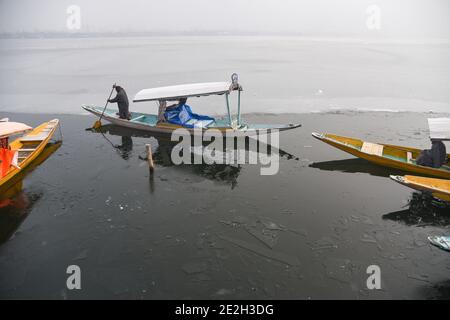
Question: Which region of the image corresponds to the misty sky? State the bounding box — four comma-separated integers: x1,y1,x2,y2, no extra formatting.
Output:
0,0,449,37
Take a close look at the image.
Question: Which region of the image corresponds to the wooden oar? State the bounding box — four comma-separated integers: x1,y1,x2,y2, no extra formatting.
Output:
93,84,116,129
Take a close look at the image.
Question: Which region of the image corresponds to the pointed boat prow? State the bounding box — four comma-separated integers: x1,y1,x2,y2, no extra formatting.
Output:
311,132,325,140
389,175,405,184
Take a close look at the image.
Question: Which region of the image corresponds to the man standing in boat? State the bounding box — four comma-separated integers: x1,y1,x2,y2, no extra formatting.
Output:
108,85,130,120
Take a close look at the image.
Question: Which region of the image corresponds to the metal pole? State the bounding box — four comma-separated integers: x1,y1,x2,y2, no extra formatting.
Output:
237,89,241,126
225,93,232,127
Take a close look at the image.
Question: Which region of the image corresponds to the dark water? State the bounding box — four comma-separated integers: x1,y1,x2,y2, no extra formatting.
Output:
0,111,449,299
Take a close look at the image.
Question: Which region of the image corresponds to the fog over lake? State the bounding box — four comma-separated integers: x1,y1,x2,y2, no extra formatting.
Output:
0,36,449,115
1,1,449,115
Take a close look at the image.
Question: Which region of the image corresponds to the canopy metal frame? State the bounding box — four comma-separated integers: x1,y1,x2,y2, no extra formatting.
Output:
224,86,243,128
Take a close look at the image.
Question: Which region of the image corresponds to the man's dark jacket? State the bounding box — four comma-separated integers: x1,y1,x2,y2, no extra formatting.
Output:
109,88,129,119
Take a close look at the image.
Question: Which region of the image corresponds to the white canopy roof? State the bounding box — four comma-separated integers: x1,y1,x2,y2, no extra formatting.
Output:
133,82,234,102
0,121,32,139
428,118,450,141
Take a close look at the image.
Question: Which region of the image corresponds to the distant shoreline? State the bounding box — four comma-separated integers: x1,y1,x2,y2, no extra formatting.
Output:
1,31,450,43
2,109,450,118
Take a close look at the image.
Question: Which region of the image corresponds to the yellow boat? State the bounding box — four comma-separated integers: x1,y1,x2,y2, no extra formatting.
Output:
311,132,450,179
390,175,450,202
0,119,60,192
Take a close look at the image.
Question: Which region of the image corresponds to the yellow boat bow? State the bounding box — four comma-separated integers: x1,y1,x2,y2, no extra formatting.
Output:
390,175,450,202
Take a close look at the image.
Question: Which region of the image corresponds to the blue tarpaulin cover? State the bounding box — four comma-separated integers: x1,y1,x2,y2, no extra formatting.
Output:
164,104,215,128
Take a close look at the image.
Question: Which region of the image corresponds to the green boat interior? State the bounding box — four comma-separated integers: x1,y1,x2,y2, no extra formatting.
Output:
100,108,287,130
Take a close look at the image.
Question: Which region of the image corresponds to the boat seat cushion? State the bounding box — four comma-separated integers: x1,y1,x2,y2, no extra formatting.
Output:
406,152,413,163
185,118,215,128
131,115,145,122
361,142,384,156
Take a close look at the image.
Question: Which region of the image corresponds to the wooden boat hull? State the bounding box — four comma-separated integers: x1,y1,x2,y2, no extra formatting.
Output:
390,175,450,202
82,105,301,137
0,142,61,199
311,132,450,179
0,119,60,191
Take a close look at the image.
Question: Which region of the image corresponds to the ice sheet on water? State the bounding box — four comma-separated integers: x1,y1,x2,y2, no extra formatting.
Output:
245,226,277,249
182,261,208,275
324,258,354,284
232,216,249,225
260,219,285,231
323,258,367,289
310,237,338,251
360,234,377,244
213,288,234,296
190,273,211,282
407,274,430,283
73,249,88,261
154,235,186,247
287,227,308,237
219,235,300,266
219,215,293,249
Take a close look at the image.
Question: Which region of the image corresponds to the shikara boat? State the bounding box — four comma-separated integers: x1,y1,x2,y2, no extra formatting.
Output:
83,74,301,136
311,132,450,179
390,175,450,202
0,119,60,191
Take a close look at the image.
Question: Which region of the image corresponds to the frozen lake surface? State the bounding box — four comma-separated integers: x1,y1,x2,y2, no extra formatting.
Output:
1,36,450,115
0,111,449,299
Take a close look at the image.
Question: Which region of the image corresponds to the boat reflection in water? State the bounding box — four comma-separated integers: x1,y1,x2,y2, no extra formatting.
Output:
382,192,450,227
310,158,406,178
93,124,299,189
422,280,450,300
0,142,61,244
310,158,450,226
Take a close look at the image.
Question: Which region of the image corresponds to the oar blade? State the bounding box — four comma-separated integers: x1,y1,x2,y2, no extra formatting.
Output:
93,120,102,129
